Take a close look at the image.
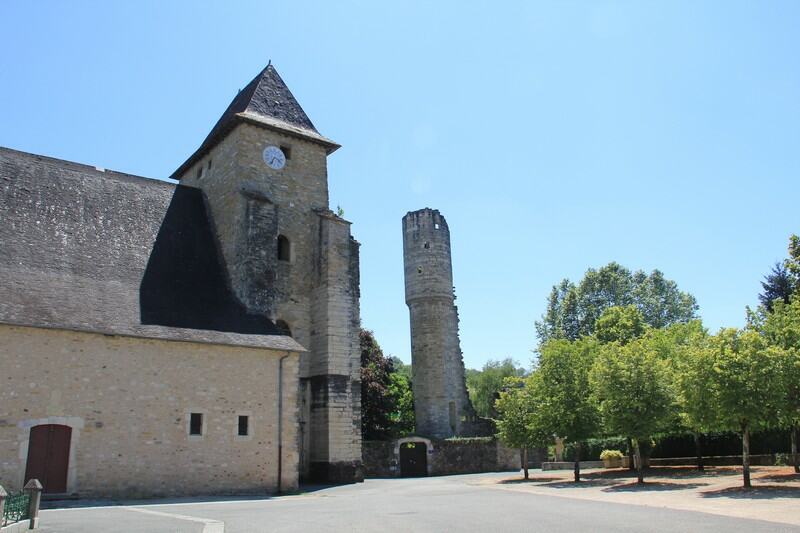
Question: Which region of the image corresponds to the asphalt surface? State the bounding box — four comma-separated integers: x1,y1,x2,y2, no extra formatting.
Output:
37,472,799,532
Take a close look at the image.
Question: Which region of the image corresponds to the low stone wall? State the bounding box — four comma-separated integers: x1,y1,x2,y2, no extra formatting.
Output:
362,441,398,477
542,461,605,471
650,454,776,467
542,454,778,471
363,437,520,478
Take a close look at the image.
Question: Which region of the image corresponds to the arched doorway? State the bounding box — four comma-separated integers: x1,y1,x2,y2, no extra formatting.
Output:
24,424,72,493
399,441,428,477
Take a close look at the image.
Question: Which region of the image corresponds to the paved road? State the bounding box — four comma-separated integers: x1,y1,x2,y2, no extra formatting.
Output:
38,473,799,532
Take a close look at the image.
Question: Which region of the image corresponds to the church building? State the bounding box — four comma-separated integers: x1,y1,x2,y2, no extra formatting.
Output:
0,64,363,498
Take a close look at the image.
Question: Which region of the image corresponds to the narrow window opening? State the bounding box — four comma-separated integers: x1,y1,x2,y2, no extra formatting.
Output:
417,266,423,274
280,145,292,160
238,415,249,436
434,223,440,229
423,242,430,249
196,167,202,180
277,235,291,261
189,413,203,436
207,159,213,170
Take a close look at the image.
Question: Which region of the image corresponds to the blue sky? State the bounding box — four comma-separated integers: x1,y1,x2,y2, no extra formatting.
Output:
1,1,798,370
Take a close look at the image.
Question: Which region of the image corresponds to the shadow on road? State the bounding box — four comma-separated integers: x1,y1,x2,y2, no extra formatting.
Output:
498,476,564,484
602,481,707,493
700,485,800,499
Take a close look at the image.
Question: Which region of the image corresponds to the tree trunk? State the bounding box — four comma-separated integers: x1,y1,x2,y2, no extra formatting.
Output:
627,437,635,471
522,448,529,480
693,432,704,472
742,424,751,489
633,438,644,484
574,442,581,483
791,426,799,474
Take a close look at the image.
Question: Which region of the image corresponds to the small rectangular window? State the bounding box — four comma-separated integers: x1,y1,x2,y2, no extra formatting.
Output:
238,415,249,436
189,413,203,435
280,145,292,160
196,167,202,179
207,158,213,169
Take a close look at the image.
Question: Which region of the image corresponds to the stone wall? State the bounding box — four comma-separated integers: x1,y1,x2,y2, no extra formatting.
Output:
180,121,362,482
363,438,520,478
0,325,300,498
362,441,397,477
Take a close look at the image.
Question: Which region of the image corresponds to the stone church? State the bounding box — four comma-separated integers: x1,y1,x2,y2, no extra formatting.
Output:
0,64,363,498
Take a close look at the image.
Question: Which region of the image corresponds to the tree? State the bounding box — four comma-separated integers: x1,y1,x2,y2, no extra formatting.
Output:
361,330,415,439
594,306,646,345
706,328,786,488
671,322,718,470
466,358,527,418
387,371,415,437
536,262,698,344
759,262,794,312
786,234,800,283
360,329,396,440
495,377,550,480
391,356,413,382
533,338,600,482
757,298,800,473
590,336,676,484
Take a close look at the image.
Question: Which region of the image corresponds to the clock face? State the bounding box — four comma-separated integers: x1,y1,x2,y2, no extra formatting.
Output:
263,145,286,170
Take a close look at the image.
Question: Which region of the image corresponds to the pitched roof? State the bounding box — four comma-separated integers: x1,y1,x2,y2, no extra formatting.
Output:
0,146,305,352
170,64,338,180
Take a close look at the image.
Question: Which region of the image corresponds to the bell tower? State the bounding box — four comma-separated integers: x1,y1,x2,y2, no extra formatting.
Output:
173,64,363,483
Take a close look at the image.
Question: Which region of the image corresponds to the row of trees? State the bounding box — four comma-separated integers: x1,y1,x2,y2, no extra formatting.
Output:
498,242,800,488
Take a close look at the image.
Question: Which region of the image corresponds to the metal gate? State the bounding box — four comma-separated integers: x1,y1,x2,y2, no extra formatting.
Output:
399,441,428,477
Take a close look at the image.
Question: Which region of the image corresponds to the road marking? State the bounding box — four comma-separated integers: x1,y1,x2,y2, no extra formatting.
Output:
127,506,225,533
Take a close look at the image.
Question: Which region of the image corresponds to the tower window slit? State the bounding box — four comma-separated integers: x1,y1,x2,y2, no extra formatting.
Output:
277,235,291,261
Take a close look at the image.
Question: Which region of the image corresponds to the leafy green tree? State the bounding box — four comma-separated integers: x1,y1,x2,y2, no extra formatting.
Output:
387,372,415,437
495,377,550,480
706,328,786,488
533,338,600,481
390,356,413,382
466,358,527,418
671,322,718,470
786,234,800,283
594,306,647,345
536,262,698,344
757,298,800,473
590,336,676,484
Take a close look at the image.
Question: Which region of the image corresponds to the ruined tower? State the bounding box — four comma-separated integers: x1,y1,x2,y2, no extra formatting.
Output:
402,208,476,439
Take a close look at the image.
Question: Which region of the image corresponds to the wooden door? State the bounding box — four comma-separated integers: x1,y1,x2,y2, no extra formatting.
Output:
24,424,71,493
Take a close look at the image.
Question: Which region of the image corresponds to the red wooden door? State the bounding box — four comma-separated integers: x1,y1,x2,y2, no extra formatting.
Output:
24,424,71,493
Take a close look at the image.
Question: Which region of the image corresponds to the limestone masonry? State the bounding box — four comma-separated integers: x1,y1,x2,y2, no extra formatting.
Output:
402,209,479,438
0,64,362,497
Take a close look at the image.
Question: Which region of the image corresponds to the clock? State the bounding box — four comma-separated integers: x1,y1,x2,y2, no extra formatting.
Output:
263,145,286,170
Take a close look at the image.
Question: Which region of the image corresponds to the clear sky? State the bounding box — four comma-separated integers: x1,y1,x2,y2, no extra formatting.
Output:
1,1,798,370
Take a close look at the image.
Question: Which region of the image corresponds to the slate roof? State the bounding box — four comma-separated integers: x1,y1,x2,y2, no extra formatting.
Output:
0,146,304,352
170,64,339,180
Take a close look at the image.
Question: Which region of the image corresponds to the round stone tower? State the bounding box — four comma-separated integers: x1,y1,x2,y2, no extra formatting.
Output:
402,208,475,439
